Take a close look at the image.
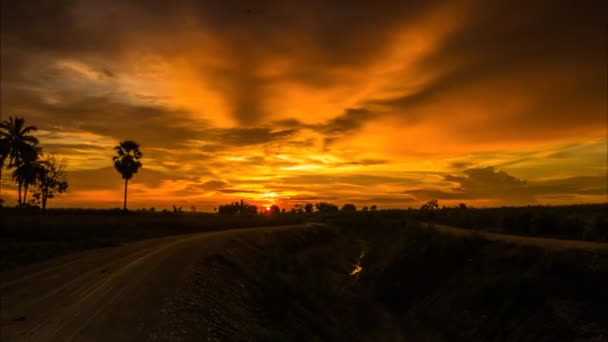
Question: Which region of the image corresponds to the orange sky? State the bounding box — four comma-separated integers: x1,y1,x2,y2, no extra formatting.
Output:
1,0,606,210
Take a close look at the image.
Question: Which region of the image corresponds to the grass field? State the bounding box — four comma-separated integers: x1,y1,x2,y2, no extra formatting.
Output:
148,216,608,340
0,208,303,270
2,206,608,340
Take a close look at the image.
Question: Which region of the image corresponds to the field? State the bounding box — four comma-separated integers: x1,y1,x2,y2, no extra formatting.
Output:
0,208,302,270
147,213,608,340
2,204,608,340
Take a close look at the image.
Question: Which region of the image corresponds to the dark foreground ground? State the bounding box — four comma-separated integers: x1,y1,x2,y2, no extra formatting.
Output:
1,209,608,341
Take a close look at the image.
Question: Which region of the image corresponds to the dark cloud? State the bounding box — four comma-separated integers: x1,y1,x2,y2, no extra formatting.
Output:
343,159,388,166
199,180,229,190
286,195,339,202
321,108,373,135
271,108,375,146
371,0,606,139
351,196,416,204
407,168,608,204
217,188,262,194
43,143,107,153
530,175,608,196
0,88,203,148
1,0,441,125
4,0,604,132
275,173,420,188
201,128,297,146
449,161,473,170
67,166,177,190
407,167,534,203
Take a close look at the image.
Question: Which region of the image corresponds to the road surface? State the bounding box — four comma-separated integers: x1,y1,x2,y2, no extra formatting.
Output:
0,224,309,342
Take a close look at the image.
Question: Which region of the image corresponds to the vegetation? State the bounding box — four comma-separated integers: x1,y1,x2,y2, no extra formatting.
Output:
217,200,258,215
31,155,69,210
153,213,608,340
0,116,42,206
112,140,143,211
408,201,608,242
0,116,71,209
0,208,304,270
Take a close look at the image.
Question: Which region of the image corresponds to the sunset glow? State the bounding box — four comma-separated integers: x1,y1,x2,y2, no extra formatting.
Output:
1,0,606,210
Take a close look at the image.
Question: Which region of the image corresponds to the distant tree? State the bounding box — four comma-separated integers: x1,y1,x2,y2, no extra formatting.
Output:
370,205,377,211
269,204,281,215
420,199,439,210
341,203,357,213
31,155,68,210
0,116,41,205
314,202,339,214
292,204,304,214
361,206,369,212
239,200,257,216
172,204,183,214
458,203,467,209
218,200,257,216
113,140,143,211
304,203,314,213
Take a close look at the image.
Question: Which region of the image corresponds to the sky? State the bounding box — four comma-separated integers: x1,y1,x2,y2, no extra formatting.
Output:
1,0,606,210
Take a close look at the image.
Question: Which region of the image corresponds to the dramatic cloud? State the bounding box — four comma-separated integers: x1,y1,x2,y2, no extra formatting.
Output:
407,167,608,206
1,0,606,209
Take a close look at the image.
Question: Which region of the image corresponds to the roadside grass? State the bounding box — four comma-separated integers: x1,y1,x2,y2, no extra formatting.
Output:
195,214,608,340
0,208,303,270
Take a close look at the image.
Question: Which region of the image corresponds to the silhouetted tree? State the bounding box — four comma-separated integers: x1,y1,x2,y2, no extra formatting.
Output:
31,155,68,210
458,203,467,209
304,203,314,213
421,199,439,210
218,200,257,216
370,205,377,211
341,203,357,213
361,206,369,212
269,204,280,215
292,204,304,214
113,140,142,211
0,139,8,200
0,116,41,205
314,202,339,214
12,161,45,205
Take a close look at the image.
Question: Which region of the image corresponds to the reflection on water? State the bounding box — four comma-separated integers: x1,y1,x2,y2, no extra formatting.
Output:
350,249,365,276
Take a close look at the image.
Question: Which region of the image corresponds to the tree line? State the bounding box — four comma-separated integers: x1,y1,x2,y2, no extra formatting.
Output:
217,201,377,216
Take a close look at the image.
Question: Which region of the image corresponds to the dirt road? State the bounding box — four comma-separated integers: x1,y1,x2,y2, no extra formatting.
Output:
0,224,310,342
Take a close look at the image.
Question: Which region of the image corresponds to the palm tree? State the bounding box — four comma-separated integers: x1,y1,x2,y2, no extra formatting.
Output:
113,140,142,211
12,161,45,206
0,116,41,205
0,140,9,201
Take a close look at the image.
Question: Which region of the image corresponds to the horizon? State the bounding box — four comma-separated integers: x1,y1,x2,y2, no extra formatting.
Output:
1,1,607,210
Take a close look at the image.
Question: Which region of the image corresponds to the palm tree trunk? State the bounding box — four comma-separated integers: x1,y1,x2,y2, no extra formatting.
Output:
23,183,28,204
17,181,22,206
123,178,128,211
